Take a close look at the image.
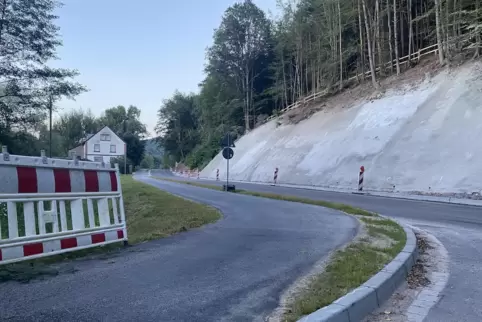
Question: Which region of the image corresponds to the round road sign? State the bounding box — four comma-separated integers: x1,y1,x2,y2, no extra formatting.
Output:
222,147,234,160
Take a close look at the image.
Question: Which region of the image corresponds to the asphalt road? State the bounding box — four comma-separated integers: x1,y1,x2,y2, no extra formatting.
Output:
0,174,357,322
156,171,482,322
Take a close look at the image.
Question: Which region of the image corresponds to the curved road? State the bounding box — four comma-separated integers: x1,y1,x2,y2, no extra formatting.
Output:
0,174,357,322
157,170,482,322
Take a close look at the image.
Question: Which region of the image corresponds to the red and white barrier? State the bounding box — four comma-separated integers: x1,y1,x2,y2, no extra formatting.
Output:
0,146,127,265
274,167,279,184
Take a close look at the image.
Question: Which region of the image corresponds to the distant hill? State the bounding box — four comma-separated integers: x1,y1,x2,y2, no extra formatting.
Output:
143,138,164,158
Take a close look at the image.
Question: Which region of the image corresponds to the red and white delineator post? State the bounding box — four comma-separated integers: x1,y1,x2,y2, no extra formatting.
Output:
216,169,219,181
0,147,127,265
274,167,279,184
358,166,365,191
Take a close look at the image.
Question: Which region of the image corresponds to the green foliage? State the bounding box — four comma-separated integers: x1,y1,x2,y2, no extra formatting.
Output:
140,155,155,169
157,0,275,167
99,105,147,138
0,0,87,135
52,109,100,153
110,156,133,175
122,132,145,167
156,92,201,161
144,138,164,158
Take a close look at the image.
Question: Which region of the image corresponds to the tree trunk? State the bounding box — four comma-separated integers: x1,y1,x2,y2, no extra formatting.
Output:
434,0,445,64
281,54,288,107
475,0,480,58
0,0,8,46
445,0,450,58
376,0,384,76
362,0,379,89
244,64,250,133
393,0,401,74
453,0,457,47
408,0,413,63
358,0,366,80
387,0,394,73
338,0,343,89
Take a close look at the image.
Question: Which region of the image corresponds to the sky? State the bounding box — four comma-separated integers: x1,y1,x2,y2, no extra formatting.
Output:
51,0,279,137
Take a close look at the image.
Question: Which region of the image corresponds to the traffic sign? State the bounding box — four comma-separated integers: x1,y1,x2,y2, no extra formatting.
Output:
222,147,234,160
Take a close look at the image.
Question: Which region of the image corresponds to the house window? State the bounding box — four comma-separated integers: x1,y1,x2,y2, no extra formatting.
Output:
94,144,100,152
110,145,116,153
94,156,103,162
100,134,111,141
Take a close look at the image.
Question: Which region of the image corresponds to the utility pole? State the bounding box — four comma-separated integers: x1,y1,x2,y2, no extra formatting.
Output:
48,94,53,157
123,117,128,174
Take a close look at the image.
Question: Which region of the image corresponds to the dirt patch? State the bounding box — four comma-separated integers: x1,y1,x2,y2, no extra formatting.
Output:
278,56,444,125
363,227,449,322
407,234,432,289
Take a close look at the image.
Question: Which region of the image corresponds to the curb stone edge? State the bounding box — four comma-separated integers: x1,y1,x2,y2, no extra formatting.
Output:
297,221,418,322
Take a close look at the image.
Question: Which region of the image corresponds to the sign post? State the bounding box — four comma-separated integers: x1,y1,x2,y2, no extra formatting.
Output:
221,133,235,192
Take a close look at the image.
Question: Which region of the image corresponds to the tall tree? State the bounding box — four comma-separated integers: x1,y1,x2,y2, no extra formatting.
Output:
156,92,200,162
53,108,100,153
100,105,147,138
0,0,86,130
207,0,273,132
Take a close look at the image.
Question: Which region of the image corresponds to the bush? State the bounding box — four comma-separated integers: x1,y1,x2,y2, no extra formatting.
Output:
110,156,134,174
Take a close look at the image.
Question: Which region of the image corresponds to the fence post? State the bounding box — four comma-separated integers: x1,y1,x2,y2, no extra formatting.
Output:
40,149,48,164
358,166,365,191
2,146,9,161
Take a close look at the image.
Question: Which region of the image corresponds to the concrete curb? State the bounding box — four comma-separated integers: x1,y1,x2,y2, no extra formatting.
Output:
298,224,418,322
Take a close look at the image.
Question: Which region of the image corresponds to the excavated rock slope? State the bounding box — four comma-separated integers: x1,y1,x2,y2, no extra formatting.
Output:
201,61,482,195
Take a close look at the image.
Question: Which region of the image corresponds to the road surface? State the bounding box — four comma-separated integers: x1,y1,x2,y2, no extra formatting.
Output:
155,170,482,322
0,174,357,322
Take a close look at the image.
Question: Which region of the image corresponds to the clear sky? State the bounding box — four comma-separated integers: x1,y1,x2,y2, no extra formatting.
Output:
51,0,278,137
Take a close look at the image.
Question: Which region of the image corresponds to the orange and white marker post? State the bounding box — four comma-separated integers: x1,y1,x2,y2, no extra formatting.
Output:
274,167,279,184
358,166,365,191
216,169,219,181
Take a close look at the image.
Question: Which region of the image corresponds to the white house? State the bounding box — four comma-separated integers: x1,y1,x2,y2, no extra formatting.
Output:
68,126,126,163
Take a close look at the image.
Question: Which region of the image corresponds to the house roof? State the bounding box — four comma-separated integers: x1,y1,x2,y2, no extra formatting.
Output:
68,125,125,151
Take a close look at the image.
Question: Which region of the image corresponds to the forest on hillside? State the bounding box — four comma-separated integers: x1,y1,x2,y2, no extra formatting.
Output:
158,0,481,169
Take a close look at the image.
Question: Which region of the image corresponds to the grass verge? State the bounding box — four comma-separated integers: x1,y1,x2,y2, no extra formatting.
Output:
0,176,221,283
121,175,220,243
154,176,407,321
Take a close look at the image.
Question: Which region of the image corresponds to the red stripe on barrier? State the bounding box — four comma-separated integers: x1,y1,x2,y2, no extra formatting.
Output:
117,230,124,239
91,233,106,244
17,167,38,193
23,243,43,256
109,171,118,191
60,237,78,249
54,168,71,192
84,170,99,192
